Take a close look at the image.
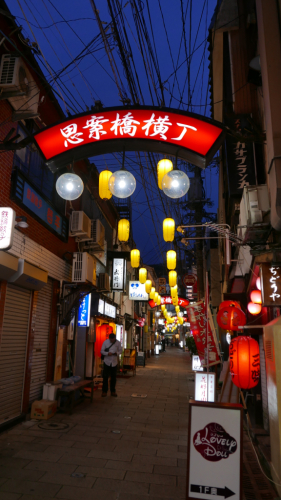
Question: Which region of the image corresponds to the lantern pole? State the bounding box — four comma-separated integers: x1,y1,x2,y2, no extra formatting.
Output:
206,271,209,402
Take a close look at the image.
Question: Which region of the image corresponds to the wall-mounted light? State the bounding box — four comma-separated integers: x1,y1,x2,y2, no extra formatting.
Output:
15,216,29,228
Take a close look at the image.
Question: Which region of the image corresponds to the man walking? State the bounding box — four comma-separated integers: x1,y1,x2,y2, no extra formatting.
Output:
101,333,122,397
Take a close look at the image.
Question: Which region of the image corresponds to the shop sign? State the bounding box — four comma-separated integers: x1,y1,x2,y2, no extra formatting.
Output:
183,274,197,288
34,107,224,171
11,171,68,242
192,355,203,372
187,401,242,500
78,293,91,327
112,257,126,291
187,301,220,366
104,302,116,318
260,263,281,306
149,295,189,308
98,299,104,315
195,373,215,402
0,207,16,250
159,285,166,294
129,281,149,301
116,324,123,343
159,277,166,286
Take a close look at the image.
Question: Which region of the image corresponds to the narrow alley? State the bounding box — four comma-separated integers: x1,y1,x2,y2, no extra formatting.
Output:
0,349,277,500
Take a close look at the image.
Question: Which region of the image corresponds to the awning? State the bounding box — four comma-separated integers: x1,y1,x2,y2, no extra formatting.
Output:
8,259,48,291
0,251,19,281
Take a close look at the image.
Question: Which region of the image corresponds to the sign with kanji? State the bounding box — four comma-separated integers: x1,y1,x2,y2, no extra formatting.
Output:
149,295,189,308
260,263,281,306
195,373,215,402
187,401,242,500
192,355,203,372
159,277,166,285
0,207,15,250
159,285,166,294
11,170,68,242
183,274,197,287
34,107,224,172
186,301,220,366
112,257,126,291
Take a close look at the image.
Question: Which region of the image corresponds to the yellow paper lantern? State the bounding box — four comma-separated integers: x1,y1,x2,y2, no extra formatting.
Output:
167,250,176,270
154,292,159,303
118,219,130,242
171,285,178,298
157,296,161,306
163,218,175,242
157,159,173,189
169,270,177,287
161,304,166,312
139,268,147,284
173,298,178,306
145,280,152,294
131,249,140,268
99,170,112,200
150,287,156,300
175,305,180,313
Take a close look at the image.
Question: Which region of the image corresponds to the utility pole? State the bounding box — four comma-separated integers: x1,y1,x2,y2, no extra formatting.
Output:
194,167,205,300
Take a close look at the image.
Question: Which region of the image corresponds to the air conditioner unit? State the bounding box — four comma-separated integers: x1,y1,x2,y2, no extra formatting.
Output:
0,54,40,118
72,252,96,285
98,273,110,292
69,211,91,241
85,219,105,251
242,185,270,226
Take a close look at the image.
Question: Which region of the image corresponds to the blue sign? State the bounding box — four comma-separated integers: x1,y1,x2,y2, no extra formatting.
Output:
11,171,68,242
78,294,91,327
23,182,63,235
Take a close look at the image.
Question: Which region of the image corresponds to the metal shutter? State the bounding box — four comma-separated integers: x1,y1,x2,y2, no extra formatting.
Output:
29,279,53,403
0,284,31,424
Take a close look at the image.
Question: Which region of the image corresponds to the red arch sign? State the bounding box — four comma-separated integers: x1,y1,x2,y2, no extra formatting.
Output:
34,106,224,172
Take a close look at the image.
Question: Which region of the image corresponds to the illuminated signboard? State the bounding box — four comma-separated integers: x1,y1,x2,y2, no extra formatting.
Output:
112,258,126,291
104,302,116,318
195,373,215,402
260,263,281,306
11,171,68,242
192,355,203,372
0,207,16,250
129,281,149,301
33,107,224,172
98,299,104,315
149,295,189,308
78,294,91,327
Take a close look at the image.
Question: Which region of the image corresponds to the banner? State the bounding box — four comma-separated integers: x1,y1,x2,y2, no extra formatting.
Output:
187,300,220,365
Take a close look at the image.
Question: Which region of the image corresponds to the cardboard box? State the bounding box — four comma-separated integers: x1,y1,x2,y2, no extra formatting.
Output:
31,400,57,420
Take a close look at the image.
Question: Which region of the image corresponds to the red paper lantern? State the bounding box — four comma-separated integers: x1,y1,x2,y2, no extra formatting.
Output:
229,336,260,389
96,323,113,357
216,305,246,331
219,300,241,310
250,290,262,304
247,302,262,315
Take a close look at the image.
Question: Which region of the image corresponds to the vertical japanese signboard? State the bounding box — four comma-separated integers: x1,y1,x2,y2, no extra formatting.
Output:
0,207,16,250
195,373,215,402
260,263,281,306
112,258,126,291
129,281,149,301
187,301,220,366
187,401,243,500
78,294,91,327
225,115,256,197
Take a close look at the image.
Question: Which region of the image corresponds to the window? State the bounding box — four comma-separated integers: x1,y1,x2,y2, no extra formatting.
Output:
13,125,65,213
